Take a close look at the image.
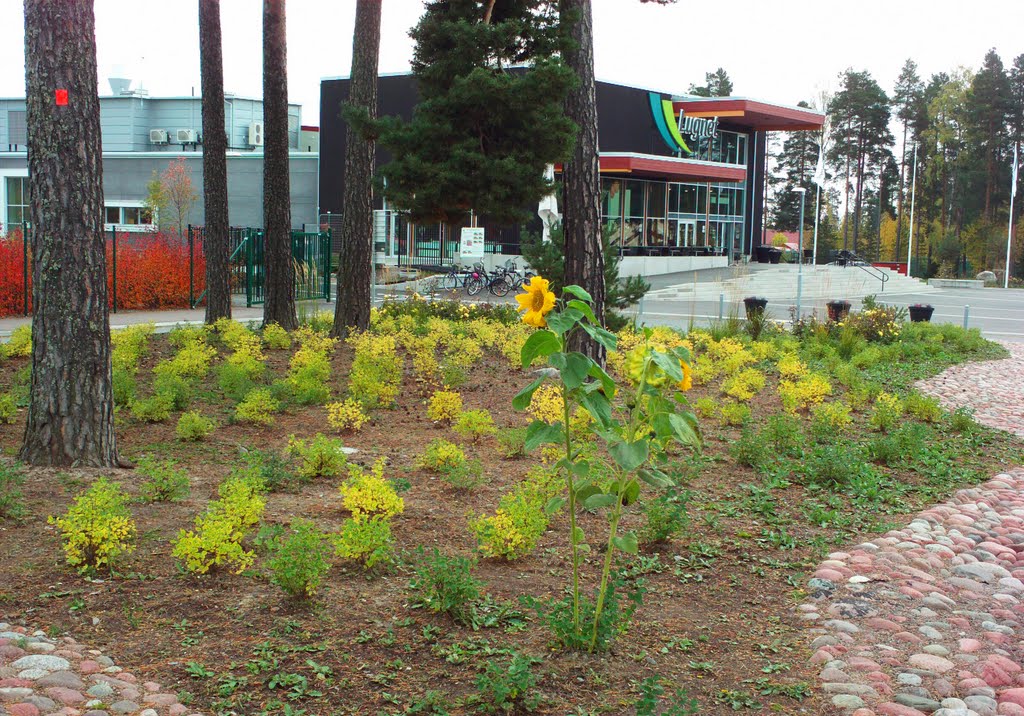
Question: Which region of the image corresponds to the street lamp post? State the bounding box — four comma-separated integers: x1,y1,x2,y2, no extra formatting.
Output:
795,187,806,320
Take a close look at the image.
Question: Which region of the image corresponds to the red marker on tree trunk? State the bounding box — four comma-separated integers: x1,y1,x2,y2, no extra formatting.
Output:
55,89,68,105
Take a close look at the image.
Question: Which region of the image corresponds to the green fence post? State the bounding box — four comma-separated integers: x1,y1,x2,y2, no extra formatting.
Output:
111,226,118,314
323,230,331,302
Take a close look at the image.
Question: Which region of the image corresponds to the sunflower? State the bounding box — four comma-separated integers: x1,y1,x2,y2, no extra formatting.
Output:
678,359,693,392
515,276,556,328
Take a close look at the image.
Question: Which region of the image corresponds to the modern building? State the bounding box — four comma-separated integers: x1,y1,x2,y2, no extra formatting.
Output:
0,78,319,234
318,74,824,275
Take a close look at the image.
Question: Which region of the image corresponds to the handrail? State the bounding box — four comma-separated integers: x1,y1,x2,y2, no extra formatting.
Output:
191,236,250,308
831,250,890,292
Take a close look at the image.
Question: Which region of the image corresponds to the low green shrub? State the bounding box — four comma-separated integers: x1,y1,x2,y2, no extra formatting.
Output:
761,414,803,458
0,392,16,424
904,391,943,423
234,388,279,426
112,367,138,406
416,439,467,473
639,489,690,544
869,392,903,432
718,401,751,426
408,548,483,626
176,411,216,441
241,447,297,492
130,392,174,423
729,428,770,470
1,324,31,359
472,652,542,714
262,323,292,350
217,363,256,402
454,409,498,441
333,516,394,569
0,462,27,521
949,406,977,433
523,577,645,653
496,427,528,459
268,519,332,598
152,372,192,411
137,456,190,502
172,473,266,575
286,433,348,481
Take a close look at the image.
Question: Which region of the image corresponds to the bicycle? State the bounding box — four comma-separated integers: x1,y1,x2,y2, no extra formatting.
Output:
501,259,535,291
440,264,473,291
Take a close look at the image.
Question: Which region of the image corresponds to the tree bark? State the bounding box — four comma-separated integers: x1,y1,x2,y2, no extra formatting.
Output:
20,0,121,467
262,0,297,329
200,0,231,323
333,0,381,338
559,0,605,366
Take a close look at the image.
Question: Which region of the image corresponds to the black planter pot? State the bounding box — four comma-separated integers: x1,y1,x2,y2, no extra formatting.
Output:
767,248,782,264
826,300,852,322
755,245,774,263
908,304,934,322
743,296,768,320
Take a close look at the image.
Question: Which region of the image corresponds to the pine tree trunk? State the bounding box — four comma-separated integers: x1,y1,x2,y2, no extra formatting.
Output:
559,0,605,366
20,0,120,467
333,0,381,338
200,0,231,323
895,121,907,262
262,0,297,329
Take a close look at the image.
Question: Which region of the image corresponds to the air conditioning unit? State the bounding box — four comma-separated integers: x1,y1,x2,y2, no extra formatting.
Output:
176,128,197,144
248,121,264,147
149,128,168,144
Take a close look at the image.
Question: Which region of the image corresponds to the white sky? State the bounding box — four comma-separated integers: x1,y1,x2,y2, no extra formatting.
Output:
0,0,1022,126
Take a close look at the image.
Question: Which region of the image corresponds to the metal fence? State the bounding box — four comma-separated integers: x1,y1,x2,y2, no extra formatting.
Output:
188,225,332,308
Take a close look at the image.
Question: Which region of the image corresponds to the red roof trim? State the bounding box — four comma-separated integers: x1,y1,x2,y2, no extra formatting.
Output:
599,155,745,182
671,98,824,131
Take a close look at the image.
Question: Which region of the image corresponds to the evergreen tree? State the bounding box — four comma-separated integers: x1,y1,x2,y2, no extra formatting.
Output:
966,49,1011,221
769,101,819,232
892,59,924,260
333,0,382,337
827,70,894,255
689,67,733,97
21,0,121,466
377,1,575,231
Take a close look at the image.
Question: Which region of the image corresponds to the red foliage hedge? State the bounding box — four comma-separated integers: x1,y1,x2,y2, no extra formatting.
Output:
0,231,205,318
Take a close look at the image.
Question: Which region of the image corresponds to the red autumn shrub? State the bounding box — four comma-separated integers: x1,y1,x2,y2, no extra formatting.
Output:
0,229,204,317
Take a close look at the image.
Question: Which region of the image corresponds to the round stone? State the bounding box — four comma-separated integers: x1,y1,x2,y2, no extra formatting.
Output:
9,656,70,673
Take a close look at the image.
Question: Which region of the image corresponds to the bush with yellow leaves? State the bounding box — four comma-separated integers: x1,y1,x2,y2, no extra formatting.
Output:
326,398,369,432
347,332,402,408
172,471,266,575
468,466,560,559
340,458,404,521
778,372,833,414
49,478,136,574
869,392,904,431
721,368,766,402
427,389,463,423
776,353,807,380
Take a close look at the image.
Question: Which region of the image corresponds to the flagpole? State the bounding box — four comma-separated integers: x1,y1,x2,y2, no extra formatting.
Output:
1006,145,1018,289
906,143,918,278
811,184,821,266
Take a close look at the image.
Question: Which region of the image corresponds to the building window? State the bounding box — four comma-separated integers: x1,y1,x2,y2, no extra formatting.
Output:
4,176,29,229
104,204,155,231
7,110,27,147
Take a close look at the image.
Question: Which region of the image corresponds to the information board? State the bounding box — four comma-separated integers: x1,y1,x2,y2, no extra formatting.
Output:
460,227,485,259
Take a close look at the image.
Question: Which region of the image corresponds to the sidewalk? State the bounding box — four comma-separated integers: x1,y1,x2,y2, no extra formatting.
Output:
0,305,269,337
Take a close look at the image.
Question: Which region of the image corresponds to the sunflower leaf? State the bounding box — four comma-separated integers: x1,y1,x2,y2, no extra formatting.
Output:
562,285,593,303
520,330,560,368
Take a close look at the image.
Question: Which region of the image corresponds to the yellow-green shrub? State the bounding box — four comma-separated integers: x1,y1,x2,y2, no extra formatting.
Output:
778,373,832,414
1,325,32,359
176,411,216,441
49,478,136,574
268,519,331,597
416,438,466,473
453,409,497,441
811,401,852,434
214,318,257,351
721,368,766,402
528,384,564,425
154,342,218,381
443,334,483,371
468,467,560,560
326,398,369,432
340,458,404,521
235,388,279,426
693,397,717,418
718,401,751,426
286,433,348,480
167,324,210,349
333,516,393,569
347,333,402,408
0,393,16,424
427,389,463,423
110,324,154,372
262,323,292,350
286,332,336,405
869,392,904,431
130,392,174,423
225,332,266,381
904,391,943,422
500,323,534,368
776,353,807,379
172,474,266,575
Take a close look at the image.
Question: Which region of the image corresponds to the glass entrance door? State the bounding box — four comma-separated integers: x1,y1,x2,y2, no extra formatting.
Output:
676,219,697,246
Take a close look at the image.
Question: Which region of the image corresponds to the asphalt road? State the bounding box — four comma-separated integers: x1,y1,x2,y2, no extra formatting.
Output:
631,287,1024,343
